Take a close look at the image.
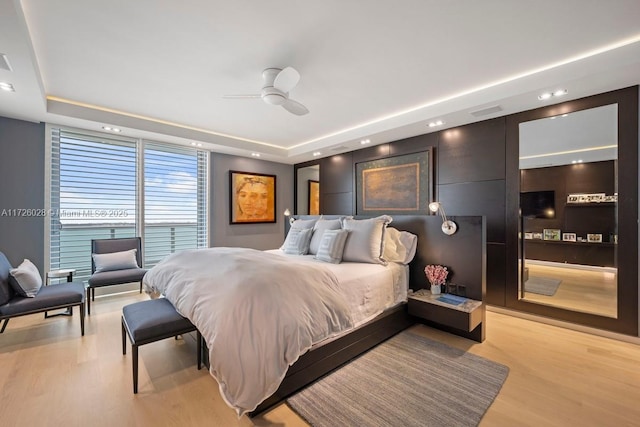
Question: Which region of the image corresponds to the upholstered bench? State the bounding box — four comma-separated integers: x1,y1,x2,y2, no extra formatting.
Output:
121,298,202,393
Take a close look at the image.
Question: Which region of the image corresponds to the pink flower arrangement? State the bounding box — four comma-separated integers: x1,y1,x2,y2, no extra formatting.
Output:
425,264,448,286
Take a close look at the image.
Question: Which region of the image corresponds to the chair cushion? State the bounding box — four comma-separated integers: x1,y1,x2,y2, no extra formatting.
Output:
88,268,147,287
122,298,195,343
0,252,15,306
0,282,85,316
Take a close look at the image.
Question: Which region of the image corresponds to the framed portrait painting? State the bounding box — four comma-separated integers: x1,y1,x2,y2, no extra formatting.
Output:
355,150,432,215
229,170,276,224
308,180,320,215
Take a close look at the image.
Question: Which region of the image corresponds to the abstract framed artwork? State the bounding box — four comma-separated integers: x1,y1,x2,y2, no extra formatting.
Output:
308,180,320,215
355,150,432,215
229,170,276,224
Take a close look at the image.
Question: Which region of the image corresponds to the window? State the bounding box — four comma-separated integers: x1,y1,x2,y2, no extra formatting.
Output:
143,142,208,268
48,128,208,281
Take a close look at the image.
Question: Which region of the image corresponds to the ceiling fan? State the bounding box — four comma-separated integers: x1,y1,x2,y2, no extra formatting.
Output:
223,67,309,116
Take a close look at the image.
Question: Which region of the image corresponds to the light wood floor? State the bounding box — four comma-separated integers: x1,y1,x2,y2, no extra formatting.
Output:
1,291,639,427
523,262,617,318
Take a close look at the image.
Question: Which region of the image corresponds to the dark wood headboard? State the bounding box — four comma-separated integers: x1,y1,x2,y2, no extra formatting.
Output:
287,215,486,302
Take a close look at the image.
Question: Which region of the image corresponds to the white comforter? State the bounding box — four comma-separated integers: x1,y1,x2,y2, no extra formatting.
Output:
142,247,354,416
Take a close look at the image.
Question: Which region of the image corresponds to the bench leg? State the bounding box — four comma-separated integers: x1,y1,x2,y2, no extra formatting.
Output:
133,344,139,393
139,280,143,294
87,288,91,315
0,318,8,333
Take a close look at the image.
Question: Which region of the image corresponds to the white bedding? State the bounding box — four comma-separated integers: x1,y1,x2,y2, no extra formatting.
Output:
264,249,408,328
143,247,408,416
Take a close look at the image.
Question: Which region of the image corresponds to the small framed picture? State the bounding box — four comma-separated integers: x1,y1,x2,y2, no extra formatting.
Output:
603,195,617,203
562,233,577,242
532,232,543,240
567,194,580,203
587,233,603,243
543,229,561,241
524,232,533,240
577,194,590,203
586,193,605,203
577,236,584,242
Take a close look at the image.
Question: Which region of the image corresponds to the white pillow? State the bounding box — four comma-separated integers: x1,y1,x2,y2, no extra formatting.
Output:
290,218,317,230
314,229,349,264
281,228,313,255
93,249,139,273
309,218,342,255
341,215,393,264
383,227,418,264
10,259,42,297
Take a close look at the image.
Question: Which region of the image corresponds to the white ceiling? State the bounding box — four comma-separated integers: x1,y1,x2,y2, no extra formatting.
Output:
1,0,640,164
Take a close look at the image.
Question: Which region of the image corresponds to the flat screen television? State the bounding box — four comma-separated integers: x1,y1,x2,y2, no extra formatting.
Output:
520,190,555,219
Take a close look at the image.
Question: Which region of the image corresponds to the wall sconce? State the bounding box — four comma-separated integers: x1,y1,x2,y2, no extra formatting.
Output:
428,202,457,235
283,208,291,217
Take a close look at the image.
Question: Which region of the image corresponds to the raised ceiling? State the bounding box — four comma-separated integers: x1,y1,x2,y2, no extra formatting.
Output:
1,0,640,164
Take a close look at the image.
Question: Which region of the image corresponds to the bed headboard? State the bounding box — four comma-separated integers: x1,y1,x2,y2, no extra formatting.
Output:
287,215,486,302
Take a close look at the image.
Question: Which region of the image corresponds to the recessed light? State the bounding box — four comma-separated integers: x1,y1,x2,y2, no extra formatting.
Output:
112,128,121,133
428,120,444,128
360,139,371,145
0,82,14,92
191,142,196,146
538,89,567,101
251,152,261,157
312,152,322,157
102,126,112,131
197,143,202,147
561,114,568,117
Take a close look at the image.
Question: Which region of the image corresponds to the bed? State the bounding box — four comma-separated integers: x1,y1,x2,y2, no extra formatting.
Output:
142,215,426,416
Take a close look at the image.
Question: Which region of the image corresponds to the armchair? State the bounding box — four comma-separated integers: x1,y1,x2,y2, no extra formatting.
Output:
0,252,85,335
87,237,147,314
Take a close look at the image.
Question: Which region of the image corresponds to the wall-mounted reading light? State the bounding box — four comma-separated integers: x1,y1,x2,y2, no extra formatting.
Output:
283,208,291,217
428,201,457,235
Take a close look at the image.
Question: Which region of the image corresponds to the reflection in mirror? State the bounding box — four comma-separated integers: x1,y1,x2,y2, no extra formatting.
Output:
519,104,618,318
296,165,319,214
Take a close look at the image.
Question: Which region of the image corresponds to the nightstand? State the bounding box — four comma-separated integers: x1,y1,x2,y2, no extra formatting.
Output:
408,289,483,333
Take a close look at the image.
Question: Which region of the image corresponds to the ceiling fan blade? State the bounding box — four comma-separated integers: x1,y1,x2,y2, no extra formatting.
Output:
222,94,261,99
282,99,309,116
273,67,300,93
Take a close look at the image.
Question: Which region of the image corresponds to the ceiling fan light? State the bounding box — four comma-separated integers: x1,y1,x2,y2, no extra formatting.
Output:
262,92,286,105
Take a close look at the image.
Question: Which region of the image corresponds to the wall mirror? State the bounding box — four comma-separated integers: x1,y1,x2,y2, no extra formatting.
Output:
506,86,637,336
295,164,320,214
519,104,618,318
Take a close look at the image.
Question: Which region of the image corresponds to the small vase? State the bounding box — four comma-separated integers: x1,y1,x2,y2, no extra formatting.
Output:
430,284,441,295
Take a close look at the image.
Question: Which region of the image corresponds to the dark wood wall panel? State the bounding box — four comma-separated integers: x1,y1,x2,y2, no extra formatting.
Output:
389,133,438,157
319,153,354,194
352,144,390,163
438,180,506,244
321,192,353,215
486,243,506,306
438,117,506,185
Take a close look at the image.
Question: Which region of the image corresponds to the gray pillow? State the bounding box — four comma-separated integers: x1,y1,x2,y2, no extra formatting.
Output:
309,218,342,255
9,259,43,298
341,215,393,264
290,218,317,230
281,228,313,255
93,249,139,273
314,229,349,264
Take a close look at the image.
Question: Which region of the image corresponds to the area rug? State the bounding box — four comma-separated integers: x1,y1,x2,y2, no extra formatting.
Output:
524,276,562,296
287,330,509,427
